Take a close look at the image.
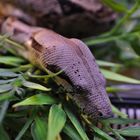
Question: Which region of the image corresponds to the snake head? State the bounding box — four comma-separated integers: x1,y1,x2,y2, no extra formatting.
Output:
73,82,113,119
33,31,113,119
2,18,113,120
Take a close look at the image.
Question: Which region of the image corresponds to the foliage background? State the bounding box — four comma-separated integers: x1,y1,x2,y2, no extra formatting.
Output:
0,0,140,140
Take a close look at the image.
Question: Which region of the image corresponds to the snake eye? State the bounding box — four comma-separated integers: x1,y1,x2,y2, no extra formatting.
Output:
31,38,43,52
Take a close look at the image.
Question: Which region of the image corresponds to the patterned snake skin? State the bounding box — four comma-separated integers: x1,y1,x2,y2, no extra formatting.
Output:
2,17,113,119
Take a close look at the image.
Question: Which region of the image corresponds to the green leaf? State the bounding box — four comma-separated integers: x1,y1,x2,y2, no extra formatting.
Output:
91,126,115,140
109,127,126,140
101,0,127,13
0,56,25,66
116,126,140,137
106,118,140,125
63,123,82,140
0,71,19,77
22,80,51,91
116,40,138,59
112,105,127,118
47,105,66,140
0,101,9,124
94,135,102,140
0,84,13,93
15,118,33,140
13,94,57,107
0,79,15,85
31,117,47,140
65,108,89,140
101,69,140,84
0,125,10,140
0,92,14,102
97,60,122,67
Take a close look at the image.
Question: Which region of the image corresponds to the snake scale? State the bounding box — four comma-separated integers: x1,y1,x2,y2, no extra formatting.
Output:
1,17,113,119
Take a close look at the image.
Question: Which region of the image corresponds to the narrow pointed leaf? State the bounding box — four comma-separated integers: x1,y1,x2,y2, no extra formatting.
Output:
112,105,127,118
0,101,9,124
13,94,57,107
92,126,115,140
109,127,126,140
116,126,140,137
63,124,82,140
65,108,89,140
0,79,15,84
15,118,33,140
94,135,103,140
106,118,140,125
0,84,13,93
101,0,127,13
0,56,25,66
0,71,19,77
0,92,14,102
47,105,66,140
31,117,47,140
22,80,51,91
97,60,122,67
101,69,140,84
0,125,10,140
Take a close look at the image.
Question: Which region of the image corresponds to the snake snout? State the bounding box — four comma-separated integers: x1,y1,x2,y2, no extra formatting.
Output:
98,111,113,119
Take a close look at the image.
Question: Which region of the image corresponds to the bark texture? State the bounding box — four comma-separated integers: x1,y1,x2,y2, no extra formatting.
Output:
0,0,117,38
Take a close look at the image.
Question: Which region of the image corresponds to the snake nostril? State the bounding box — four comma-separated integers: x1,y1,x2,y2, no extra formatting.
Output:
98,111,114,119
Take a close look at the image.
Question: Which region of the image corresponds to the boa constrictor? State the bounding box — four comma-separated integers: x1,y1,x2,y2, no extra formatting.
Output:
1,17,113,119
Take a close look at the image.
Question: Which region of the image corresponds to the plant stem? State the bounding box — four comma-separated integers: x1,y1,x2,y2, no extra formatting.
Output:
108,0,140,36
85,31,139,46
108,127,126,140
0,101,9,124
85,0,140,46
0,35,24,50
